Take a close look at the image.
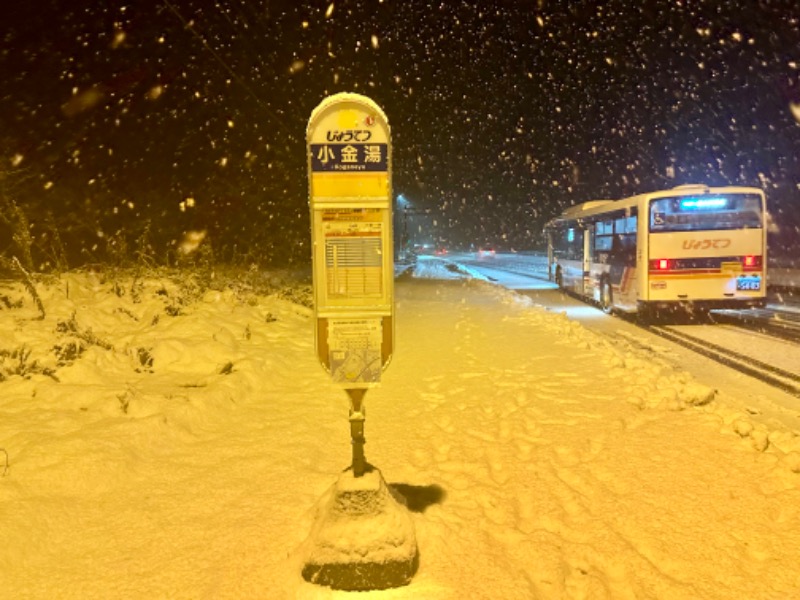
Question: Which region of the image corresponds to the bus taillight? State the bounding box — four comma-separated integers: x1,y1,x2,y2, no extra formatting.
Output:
743,255,762,269
652,258,670,270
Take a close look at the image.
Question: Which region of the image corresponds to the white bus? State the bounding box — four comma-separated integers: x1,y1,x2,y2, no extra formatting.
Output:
545,184,767,315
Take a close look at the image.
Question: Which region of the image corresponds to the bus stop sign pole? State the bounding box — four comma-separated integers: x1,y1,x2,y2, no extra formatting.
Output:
303,94,417,591
347,389,366,476
306,92,394,476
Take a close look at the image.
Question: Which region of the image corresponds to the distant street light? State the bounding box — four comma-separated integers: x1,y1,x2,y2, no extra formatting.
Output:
394,194,437,259
395,194,411,260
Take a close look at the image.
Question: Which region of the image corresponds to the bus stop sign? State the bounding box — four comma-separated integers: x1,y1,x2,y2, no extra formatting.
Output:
307,93,394,387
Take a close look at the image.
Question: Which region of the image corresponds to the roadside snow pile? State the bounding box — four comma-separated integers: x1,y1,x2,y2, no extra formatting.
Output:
0,268,312,384
447,277,720,410
405,256,489,281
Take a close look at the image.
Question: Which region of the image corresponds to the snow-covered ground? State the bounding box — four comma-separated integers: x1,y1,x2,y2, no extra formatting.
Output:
1,265,800,599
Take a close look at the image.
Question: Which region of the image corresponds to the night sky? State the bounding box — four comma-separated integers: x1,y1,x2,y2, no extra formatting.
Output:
2,0,800,267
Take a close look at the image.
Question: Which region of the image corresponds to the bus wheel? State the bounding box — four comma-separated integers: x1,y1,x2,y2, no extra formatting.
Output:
600,279,613,314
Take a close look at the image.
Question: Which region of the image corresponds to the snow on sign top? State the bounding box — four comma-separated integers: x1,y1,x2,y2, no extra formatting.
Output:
307,92,390,143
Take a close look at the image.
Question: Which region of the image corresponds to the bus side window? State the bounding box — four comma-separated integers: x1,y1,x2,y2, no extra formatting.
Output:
552,228,584,261
609,233,636,264
570,230,584,260
593,233,611,263
626,213,638,266
611,213,637,266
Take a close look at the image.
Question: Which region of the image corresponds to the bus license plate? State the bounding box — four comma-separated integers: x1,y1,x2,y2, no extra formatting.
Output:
736,275,761,291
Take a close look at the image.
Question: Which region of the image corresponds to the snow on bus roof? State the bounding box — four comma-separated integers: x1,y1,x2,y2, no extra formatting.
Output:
559,199,615,219
671,183,709,190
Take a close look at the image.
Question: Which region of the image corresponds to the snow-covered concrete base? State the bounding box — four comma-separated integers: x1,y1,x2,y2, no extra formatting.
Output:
301,465,418,591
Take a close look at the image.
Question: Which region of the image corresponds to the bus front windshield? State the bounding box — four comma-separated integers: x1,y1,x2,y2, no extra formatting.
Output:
649,194,763,232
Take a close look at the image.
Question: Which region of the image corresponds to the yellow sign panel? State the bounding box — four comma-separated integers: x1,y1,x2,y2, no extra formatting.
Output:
307,93,394,386
312,172,389,198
